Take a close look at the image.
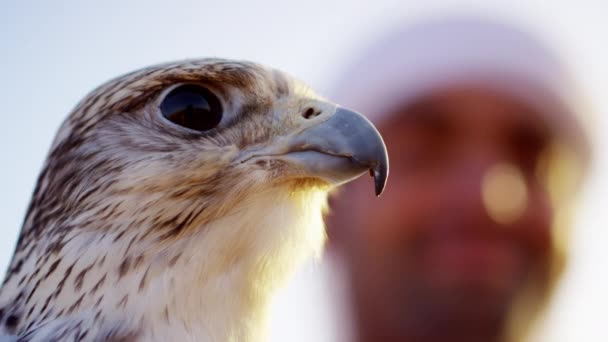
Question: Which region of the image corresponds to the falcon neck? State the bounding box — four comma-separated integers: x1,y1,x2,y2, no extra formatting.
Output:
136,187,329,340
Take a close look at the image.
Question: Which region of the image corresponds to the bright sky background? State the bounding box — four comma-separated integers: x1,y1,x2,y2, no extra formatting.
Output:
1,1,606,341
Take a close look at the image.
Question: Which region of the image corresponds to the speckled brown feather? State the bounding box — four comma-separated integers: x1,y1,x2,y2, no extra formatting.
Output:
0,59,332,341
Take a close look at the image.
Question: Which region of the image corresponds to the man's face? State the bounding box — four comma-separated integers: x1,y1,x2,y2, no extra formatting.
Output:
332,86,557,337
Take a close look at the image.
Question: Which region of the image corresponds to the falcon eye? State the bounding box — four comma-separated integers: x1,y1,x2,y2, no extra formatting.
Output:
160,85,223,132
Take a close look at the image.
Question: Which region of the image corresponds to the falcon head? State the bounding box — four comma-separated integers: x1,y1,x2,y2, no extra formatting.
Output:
0,59,387,340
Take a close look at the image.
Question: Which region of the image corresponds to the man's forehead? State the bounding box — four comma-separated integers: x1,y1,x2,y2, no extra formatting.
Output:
379,86,554,140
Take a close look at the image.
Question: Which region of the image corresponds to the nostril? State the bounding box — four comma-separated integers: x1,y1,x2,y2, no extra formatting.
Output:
6,314,19,328
302,107,321,119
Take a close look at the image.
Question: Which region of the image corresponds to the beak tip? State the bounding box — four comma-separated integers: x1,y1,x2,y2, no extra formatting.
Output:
372,164,388,197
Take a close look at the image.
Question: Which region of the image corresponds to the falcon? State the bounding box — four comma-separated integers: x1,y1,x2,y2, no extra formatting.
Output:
0,59,388,341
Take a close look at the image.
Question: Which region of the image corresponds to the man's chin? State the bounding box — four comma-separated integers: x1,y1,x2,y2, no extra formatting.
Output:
383,280,516,341
408,284,515,324
416,236,530,295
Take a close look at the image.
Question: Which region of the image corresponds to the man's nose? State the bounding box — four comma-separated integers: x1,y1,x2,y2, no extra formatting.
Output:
450,153,529,226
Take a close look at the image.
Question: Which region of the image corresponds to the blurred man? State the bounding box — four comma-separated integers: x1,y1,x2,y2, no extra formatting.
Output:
328,16,590,342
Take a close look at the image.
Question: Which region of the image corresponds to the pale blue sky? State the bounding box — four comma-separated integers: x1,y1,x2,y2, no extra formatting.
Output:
1,1,606,341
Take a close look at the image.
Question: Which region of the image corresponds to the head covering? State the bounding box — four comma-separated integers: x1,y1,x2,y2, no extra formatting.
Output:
330,15,590,163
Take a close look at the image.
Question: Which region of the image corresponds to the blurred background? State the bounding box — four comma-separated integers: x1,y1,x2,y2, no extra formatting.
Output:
0,1,606,341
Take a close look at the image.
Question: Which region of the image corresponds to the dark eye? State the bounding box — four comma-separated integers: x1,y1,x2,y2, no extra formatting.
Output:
160,85,223,132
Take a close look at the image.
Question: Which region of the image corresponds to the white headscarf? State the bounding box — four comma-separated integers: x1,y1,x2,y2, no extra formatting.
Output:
330,15,590,163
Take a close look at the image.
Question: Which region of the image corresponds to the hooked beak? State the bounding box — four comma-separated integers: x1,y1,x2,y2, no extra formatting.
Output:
284,107,389,196
236,106,389,196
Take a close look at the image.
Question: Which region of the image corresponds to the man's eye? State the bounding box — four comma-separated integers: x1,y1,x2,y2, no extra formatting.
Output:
511,125,549,172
